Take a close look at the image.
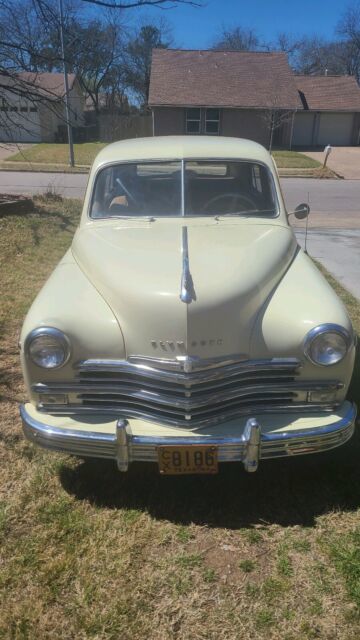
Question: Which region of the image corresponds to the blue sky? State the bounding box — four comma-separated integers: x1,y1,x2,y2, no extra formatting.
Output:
137,0,349,48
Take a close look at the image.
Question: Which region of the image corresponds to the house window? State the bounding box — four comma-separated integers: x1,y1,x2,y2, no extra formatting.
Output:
186,108,201,134
205,108,220,134
29,106,38,113
20,105,28,113
10,106,18,112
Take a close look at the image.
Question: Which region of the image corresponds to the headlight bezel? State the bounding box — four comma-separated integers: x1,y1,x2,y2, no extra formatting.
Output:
304,323,353,367
25,327,71,369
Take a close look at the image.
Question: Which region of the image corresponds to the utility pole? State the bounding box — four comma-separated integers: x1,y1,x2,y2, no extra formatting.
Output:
59,0,74,167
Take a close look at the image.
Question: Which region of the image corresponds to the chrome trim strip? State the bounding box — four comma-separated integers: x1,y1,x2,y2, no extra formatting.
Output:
20,402,357,469
128,353,249,371
76,356,301,381
34,381,339,410
35,404,338,430
180,226,196,304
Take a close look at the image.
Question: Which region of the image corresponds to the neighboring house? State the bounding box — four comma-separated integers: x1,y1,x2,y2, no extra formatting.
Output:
293,76,360,146
0,72,84,143
149,49,360,147
149,49,302,147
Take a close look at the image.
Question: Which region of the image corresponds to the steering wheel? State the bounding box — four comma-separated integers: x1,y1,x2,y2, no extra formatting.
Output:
201,192,258,214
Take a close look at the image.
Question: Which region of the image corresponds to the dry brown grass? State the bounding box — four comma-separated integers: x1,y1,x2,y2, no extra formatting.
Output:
0,200,360,639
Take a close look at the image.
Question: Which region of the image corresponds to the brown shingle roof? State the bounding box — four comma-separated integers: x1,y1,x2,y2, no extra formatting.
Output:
296,75,360,111
149,49,303,109
0,72,77,102
17,72,77,98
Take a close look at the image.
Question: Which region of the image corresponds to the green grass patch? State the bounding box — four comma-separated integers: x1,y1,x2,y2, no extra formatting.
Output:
273,150,321,169
4,142,106,166
329,528,360,609
239,559,256,572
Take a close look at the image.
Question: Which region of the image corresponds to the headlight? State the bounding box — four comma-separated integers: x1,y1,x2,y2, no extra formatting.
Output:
26,328,71,369
304,324,352,366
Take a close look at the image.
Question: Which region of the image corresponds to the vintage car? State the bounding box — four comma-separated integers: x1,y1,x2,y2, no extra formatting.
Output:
20,136,357,475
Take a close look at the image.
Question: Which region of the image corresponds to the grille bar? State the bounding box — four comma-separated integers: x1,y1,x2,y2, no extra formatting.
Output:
33,356,342,428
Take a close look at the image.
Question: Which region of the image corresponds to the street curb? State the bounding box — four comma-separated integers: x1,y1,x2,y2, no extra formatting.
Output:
0,163,89,174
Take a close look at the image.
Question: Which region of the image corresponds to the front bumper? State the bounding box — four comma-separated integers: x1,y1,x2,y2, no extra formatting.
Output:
20,401,357,473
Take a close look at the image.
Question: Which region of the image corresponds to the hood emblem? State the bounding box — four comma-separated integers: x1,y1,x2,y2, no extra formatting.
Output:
180,227,196,304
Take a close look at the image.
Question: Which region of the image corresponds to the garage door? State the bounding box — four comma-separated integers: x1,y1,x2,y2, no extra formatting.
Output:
317,113,354,146
292,113,315,146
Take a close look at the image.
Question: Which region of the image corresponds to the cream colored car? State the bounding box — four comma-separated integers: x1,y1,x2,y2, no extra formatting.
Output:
20,136,357,475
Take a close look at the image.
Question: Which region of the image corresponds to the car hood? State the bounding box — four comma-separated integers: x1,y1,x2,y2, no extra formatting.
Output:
72,220,297,359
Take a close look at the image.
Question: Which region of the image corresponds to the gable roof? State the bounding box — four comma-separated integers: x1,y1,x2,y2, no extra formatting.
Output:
0,72,77,101
149,49,303,110
18,72,77,98
296,75,360,111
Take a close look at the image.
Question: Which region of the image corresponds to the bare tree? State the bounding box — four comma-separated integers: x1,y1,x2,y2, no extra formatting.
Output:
337,2,360,80
212,26,262,51
123,20,171,109
0,0,201,138
271,32,302,68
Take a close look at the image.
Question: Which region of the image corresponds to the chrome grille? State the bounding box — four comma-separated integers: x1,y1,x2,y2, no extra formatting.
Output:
34,356,342,428
79,358,299,426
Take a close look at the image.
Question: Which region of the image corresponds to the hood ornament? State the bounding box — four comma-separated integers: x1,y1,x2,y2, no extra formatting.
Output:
180,226,196,304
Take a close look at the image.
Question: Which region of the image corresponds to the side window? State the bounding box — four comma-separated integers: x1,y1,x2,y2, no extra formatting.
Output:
186,108,201,134
205,108,220,134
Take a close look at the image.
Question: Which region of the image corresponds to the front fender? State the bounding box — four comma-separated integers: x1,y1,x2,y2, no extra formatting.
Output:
20,249,125,396
250,249,355,389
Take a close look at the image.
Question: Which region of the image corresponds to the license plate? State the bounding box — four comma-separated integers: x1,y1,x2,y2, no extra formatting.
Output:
157,445,218,475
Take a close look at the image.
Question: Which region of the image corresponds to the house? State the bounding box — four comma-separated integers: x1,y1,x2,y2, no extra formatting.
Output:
0,72,84,143
149,49,360,148
149,49,302,147
293,75,360,146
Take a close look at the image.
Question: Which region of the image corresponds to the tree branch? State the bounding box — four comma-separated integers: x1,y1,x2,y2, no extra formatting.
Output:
82,0,201,9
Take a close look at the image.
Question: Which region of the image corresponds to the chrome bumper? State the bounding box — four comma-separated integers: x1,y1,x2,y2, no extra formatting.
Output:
20,402,357,473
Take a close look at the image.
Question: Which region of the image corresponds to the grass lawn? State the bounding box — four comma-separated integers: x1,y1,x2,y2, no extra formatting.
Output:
272,150,321,169
4,143,322,172
0,199,359,638
4,142,106,166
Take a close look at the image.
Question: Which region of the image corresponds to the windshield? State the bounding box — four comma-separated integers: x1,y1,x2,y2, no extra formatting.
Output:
90,160,277,219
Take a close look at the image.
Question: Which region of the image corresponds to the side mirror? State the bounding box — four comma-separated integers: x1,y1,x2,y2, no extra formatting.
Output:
288,203,310,220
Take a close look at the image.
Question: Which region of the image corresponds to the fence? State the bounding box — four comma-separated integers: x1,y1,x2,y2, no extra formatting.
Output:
98,114,152,142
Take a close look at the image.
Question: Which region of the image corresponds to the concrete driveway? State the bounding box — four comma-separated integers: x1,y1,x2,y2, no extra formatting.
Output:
304,147,360,179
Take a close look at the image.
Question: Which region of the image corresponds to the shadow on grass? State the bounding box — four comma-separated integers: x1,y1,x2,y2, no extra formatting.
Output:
59,341,360,529
58,340,360,529
59,423,360,530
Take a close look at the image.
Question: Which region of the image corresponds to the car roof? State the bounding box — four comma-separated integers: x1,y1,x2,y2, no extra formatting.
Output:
92,136,273,169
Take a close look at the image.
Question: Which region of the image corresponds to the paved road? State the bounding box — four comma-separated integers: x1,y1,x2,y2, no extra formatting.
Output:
0,171,359,298
0,170,87,199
